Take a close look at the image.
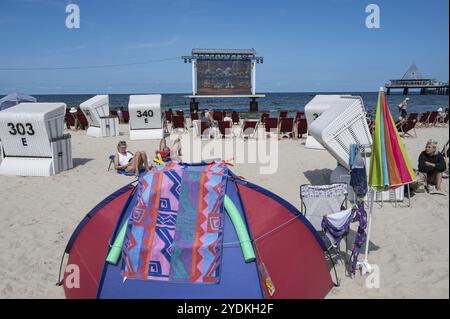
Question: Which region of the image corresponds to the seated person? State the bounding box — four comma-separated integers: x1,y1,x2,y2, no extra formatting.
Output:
114,141,150,176
156,137,182,163
418,140,447,191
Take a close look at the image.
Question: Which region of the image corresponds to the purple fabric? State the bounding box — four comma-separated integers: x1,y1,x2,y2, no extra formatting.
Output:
321,202,368,275
321,211,352,247
350,203,367,274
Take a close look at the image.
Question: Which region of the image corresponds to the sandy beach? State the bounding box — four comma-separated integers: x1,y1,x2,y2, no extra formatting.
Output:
0,123,448,299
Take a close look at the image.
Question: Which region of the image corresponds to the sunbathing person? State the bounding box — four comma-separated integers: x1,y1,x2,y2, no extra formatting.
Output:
156,137,182,163
418,140,447,192
114,141,150,176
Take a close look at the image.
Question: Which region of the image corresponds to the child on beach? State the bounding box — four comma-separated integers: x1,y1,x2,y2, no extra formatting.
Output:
114,141,151,176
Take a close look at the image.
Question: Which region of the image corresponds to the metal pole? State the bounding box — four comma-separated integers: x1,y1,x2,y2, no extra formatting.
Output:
192,60,197,96
360,188,375,274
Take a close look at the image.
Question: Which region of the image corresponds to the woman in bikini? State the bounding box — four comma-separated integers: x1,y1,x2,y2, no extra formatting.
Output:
114,141,151,176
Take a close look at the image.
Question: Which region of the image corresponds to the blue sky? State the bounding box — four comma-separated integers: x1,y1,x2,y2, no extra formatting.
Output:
0,0,448,94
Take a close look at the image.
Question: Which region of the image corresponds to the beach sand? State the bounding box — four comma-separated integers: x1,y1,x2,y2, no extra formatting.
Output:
0,124,448,298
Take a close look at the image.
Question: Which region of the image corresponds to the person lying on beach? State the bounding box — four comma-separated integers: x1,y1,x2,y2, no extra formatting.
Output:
114,141,151,176
156,137,182,162
417,140,447,192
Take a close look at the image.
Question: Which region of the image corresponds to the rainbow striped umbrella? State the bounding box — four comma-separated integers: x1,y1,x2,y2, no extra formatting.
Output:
360,87,416,275
369,88,416,190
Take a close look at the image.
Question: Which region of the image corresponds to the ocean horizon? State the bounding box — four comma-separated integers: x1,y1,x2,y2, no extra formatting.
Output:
3,91,447,116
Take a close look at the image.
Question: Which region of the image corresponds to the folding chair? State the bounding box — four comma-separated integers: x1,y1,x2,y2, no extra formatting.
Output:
171,115,187,133
240,120,259,139
264,117,278,137
296,118,308,138
426,111,438,127
295,111,305,122
260,112,269,126
65,109,75,129
122,110,130,123
300,183,348,229
107,155,115,171
300,183,349,267
231,111,240,125
76,110,89,130
278,117,295,139
218,120,233,138
417,112,430,127
190,111,199,121
164,110,173,124
199,121,211,139
407,113,418,121
398,119,417,137
279,110,288,118
213,110,224,122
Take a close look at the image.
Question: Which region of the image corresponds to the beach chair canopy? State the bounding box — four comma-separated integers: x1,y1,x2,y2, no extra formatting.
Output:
0,92,37,111
61,162,333,299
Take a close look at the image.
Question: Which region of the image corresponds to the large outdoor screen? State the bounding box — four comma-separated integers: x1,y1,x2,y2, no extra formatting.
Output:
196,60,252,95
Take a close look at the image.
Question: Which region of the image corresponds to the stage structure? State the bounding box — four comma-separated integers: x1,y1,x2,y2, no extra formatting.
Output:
182,49,265,111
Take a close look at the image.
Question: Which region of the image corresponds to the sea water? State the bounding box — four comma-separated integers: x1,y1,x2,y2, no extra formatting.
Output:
8,92,449,118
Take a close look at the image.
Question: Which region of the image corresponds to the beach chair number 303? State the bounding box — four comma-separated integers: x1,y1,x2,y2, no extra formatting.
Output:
7,122,35,146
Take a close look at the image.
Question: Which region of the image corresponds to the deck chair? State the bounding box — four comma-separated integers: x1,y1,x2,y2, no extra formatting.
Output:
407,113,418,121
426,111,438,127
171,115,187,133
164,110,173,124
107,152,136,176
295,111,305,122
279,110,288,118
264,117,278,136
213,110,224,122
278,117,295,139
398,119,417,137
300,183,348,230
231,111,240,125
443,113,449,127
190,111,199,121
418,112,430,127
199,121,211,139
240,120,259,139
76,110,89,130
300,183,349,267
122,110,130,123
218,120,233,138
296,118,308,138
260,113,269,126
176,110,184,116
65,110,75,129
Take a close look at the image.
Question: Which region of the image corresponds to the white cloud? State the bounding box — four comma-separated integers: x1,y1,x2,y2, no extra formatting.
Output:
128,37,178,50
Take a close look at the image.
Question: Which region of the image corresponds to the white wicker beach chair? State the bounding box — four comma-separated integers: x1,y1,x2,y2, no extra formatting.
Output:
80,95,119,137
128,95,163,140
0,103,73,176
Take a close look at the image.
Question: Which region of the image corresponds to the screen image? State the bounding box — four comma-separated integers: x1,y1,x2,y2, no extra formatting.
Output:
196,60,252,95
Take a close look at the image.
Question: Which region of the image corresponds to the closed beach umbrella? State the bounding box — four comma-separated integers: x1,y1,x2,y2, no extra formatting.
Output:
0,92,37,111
361,87,416,274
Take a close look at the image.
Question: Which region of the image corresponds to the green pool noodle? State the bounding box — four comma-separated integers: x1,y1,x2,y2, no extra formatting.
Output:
106,221,128,265
224,195,256,263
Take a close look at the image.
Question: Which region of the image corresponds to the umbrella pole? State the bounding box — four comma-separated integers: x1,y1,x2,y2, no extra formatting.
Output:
359,188,375,275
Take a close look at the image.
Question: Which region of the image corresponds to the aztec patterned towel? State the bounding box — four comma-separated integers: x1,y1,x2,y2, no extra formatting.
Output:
121,161,228,284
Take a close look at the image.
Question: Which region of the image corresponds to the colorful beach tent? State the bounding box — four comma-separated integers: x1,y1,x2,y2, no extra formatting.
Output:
60,162,334,299
0,92,36,111
361,88,416,274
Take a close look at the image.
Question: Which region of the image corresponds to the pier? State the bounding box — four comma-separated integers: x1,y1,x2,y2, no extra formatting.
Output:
385,64,448,95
